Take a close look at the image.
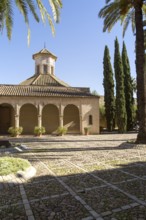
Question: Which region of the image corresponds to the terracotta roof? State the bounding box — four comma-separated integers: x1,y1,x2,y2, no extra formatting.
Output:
0,85,97,98
32,49,57,60
20,74,70,87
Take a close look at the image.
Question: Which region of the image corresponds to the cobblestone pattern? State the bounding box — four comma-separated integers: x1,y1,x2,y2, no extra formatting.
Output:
1,133,146,219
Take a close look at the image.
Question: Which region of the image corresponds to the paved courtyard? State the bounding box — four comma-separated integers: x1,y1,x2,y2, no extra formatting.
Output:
0,133,146,219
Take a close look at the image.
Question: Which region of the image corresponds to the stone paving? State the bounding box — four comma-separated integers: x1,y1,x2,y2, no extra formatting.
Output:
1,133,146,219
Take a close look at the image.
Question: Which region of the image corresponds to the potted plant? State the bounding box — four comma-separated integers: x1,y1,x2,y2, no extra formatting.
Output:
34,126,46,136
84,127,90,135
57,126,68,136
8,127,23,137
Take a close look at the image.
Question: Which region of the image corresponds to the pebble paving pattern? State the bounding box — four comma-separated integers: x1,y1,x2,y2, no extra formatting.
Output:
1,133,146,219
30,195,90,220
0,205,27,220
0,186,22,207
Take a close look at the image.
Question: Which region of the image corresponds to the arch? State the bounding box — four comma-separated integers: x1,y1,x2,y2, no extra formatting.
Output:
0,103,15,134
20,104,37,134
64,104,80,133
42,104,59,134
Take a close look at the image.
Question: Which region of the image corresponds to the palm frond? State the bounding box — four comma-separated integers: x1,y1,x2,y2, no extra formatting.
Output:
103,9,121,32
46,11,55,35
55,0,62,8
15,0,29,24
36,0,55,35
106,0,112,3
48,0,62,23
131,9,135,33
0,0,62,41
99,2,122,32
0,0,5,32
4,0,13,39
25,0,39,22
142,3,146,13
121,9,134,36
27,25,30,46
99,0,135,34
36,0,46,23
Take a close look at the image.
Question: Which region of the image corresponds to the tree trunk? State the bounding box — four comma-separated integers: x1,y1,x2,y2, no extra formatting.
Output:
135,1,146,143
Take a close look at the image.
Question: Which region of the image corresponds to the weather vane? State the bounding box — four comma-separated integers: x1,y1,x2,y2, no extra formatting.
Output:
44,42,46,49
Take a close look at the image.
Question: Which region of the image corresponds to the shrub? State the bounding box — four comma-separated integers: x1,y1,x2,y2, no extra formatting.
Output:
34,126,45,136
57,126,68,136
84,127,90,135
8,127,23,137
0,157,31,176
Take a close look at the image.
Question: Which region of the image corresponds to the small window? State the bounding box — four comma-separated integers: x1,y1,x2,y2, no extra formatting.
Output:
51,66,54,75
44,64,47,74
89,115,93,125
36,65,40,74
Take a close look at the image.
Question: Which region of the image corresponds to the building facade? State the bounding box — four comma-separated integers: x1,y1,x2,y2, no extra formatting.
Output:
0,49,100,135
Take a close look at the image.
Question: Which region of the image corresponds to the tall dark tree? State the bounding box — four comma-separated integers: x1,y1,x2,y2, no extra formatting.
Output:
99,0,146,142
103,45,115,131
122,41,134,130
114,38,127,132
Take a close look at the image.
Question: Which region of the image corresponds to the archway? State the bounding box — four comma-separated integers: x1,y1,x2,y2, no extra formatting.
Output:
0,104,14,134
64,104,80,133
20,104,37,134
42,104,59,134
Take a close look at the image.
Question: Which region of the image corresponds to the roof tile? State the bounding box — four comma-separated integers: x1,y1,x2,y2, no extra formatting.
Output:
0,85,96,98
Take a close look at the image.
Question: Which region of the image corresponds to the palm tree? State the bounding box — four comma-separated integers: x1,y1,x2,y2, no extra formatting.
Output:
99,0,146,143
0,0,62,41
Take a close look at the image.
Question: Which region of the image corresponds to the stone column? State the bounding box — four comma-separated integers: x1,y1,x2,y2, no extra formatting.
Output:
59,104,64,127
80,114,84,134
15,115,19,128
59,115,63,127
79,104,84,134
38,115,42,127
38,104,43,127
15,105,20,128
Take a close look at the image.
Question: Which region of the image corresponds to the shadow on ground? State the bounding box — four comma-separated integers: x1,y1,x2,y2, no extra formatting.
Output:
0,139,146,219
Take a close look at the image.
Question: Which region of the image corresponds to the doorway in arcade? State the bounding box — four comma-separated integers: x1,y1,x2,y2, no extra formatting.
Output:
0,104,15,134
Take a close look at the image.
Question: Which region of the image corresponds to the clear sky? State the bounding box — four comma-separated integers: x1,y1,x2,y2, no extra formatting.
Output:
0,0,136,96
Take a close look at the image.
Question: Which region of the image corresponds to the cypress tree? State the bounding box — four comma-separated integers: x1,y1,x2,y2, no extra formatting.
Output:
103,46,115,131
114,38,127,132
122,42,134,130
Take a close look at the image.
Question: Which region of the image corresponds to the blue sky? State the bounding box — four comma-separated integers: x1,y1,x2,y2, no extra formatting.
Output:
0,0,135,95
